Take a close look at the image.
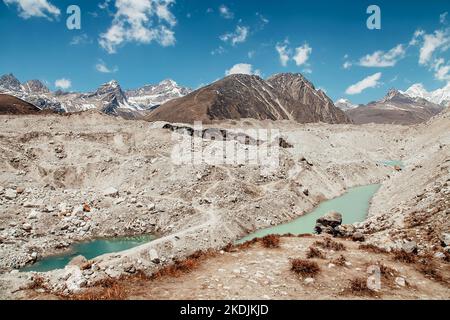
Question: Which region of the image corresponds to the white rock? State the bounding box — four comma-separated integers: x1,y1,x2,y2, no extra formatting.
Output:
395,277,406,287
72,205,84,215
147,203,155,211
149,249,159,262
304,278,315,284
103,187,119,197
64,266,86,293
4,189,17,199
23,199,44,208
28,210,39,220
115,197,125,205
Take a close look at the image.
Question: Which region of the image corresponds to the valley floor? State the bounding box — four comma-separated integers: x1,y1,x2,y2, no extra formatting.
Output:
0,109,448,299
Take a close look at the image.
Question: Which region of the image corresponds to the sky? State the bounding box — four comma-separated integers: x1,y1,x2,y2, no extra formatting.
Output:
0,0,449,104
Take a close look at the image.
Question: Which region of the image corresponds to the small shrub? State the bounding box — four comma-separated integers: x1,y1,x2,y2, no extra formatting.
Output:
392,250,417,264
306,247,326,259
359,244,387,254
347,277,376,296
261,234,281,248
27,275,48,290
332,255,347,266
290,259,320,277
416,255,444,283
73,283,127,300
314,238,346,251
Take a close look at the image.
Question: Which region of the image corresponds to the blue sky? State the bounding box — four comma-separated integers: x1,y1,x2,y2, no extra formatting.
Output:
0,0,449,103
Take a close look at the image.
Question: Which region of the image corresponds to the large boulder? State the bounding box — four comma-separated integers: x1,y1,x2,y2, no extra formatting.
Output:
317,211,342,227
315,211,343,235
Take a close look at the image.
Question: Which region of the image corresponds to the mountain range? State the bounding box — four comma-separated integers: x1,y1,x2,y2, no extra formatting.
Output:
1,72,448,125
0,74,192,118
146,73,350,124
341,89,445,125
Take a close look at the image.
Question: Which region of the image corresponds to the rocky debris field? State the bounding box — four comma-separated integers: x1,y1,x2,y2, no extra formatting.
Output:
0,108,448,299
23,235,450,300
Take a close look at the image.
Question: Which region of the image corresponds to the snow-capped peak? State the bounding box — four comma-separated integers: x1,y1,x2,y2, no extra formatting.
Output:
159,79,177,86
402,83,450,107
335,98,357,110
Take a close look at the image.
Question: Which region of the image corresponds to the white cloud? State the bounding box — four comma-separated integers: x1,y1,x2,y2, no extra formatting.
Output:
70,34,92,46
219,5,233,19
343,61,352,69
293,43,312,66
440,12,448,24
409,29,425,46
225,63,261,76
220,25,249,46
95,60,118,73
99,0,177,54
211,46,225,56
359,44,405,67
435,64,450,81
275,41,291,67
345,72,382,95
55,78,71,90
418,30,450,65
256,12,269,25
3,0,60,20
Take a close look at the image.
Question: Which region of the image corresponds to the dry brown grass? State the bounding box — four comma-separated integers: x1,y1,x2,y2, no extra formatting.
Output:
151,250,215,279
261,234,281,248
306,246,326,259
27,275,49,291
415,254,445,283
331,255,347,267
68,271,149,300
359,244,388,254
392,250,417,264
346,277,376,297
290,259,321,278
314,238,346,251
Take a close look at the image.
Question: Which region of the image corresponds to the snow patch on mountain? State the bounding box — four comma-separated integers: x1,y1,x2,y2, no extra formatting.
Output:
402,83,450,107
335,98,358,111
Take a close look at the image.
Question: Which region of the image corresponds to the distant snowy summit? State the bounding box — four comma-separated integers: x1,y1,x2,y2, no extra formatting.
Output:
401,83,450,107
334,98,358,111
342,88,444,125
0,73,192,118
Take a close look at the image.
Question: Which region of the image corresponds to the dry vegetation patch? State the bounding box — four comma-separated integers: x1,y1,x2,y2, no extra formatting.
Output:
359,244,388,254
346,277,377,297
290,259,321,278
306,246,326,259
261,235,281,248
314,237,346,251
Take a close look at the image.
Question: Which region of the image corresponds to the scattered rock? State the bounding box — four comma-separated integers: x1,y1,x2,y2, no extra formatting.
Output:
68,255,88,268
149,249,160,264
402,241,417,254
103,187,119,197
82,203,91,212
4,189,17,200
395,277,406,287
352,232,365,242
23,199,44,208
440,233,450,247
315,211,342,234
22,223,32,231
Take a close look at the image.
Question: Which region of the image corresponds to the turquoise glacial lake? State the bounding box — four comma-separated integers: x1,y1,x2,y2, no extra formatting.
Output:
21,235,155,273
238,184,381,243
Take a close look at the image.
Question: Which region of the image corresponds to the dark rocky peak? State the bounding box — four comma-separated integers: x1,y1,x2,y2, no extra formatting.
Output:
23,80,50,94
0,73,22,91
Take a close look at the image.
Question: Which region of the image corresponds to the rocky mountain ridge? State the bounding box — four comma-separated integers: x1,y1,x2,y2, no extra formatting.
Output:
147,73,351,124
